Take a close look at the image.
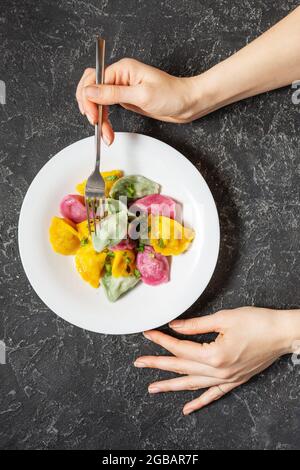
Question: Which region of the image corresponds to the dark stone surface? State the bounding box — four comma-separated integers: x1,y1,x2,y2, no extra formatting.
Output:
0,0,299,450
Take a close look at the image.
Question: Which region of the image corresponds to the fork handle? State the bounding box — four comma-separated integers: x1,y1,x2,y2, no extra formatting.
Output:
95,38,105,172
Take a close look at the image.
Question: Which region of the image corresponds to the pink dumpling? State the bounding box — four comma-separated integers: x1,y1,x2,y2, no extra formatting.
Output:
130,194,180,220
137,246,169,286
110,239,137,251
60,194,87,224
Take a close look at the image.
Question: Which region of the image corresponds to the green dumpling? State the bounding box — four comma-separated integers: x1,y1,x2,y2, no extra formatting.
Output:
105,198,128,215
109,175,160,200
102,273,140,302
92,211,128,253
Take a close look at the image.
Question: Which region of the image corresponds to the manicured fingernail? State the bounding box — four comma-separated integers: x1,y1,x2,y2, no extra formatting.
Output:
148,386,160,394
134,361,146,368
169,320,183,329
143,331,151,339
102,134,110,146
86,113,95,125
84,85,98,99
183,407,193,416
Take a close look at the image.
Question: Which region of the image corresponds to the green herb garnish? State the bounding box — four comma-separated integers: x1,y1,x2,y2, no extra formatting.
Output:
134,269,141,279
105,263,112,274
126,183,135,198
105,175,118,182
106,251,115,259
80,238,89,247
137,243,145,253
158,239,165,248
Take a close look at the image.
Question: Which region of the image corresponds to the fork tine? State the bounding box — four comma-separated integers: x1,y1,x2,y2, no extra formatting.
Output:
91,198,97,237
99,198,104,219
86,198,92,237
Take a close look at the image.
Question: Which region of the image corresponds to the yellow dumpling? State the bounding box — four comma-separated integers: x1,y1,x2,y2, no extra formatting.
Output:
76,170,123,197
49,217,80,255
149,216,195,256
76,220,91,240
75,244,107,288
111,250,136,277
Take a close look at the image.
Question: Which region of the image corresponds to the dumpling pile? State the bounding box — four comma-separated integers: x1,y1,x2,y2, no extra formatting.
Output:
49,170,195,302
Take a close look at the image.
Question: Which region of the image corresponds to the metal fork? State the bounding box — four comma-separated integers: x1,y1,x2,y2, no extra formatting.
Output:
85,37,106,237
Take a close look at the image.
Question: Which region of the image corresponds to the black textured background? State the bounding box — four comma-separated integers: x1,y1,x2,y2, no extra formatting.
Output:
0,0,300,450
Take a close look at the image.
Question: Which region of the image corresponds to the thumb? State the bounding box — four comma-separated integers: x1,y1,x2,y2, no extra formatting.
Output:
84,84,143,106
169,313,221,335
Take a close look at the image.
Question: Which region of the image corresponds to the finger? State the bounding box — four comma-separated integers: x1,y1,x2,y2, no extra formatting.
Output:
143,330,222,370
80,77,114,144
134,355,215,376
169,313,222,335
83,83,146,107
148,375,228,394
76,68,96,119
102,119,114,146
76,68,93,101
78,100,85,115
101,106,114,146
81,71,99,125
183,381,244,416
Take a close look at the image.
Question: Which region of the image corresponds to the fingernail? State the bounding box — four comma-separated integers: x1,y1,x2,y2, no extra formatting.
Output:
143,331,151,339
169,320,183,329
86,113,95,125
183,407,193,416
84,85,98,99
148,386,160,394
134,361,146,368
102,134,110,146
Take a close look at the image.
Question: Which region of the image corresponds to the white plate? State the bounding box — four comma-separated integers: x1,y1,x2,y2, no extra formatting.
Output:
18,133,219,335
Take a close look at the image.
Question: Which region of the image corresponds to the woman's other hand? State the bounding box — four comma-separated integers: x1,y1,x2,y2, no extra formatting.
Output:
134,307,299,415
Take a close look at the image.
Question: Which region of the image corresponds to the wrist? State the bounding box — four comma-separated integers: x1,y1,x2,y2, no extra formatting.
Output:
182,70,231,121
274,309,300,356
185,56,260,120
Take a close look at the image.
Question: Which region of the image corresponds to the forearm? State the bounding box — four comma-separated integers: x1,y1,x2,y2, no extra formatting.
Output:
188,6,300,120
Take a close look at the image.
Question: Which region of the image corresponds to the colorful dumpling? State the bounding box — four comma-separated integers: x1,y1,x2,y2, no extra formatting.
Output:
60,194,88,224
111,250,136,278
149,215,195,256
49,217,80,255
136,246,169,285
92,211,128,253
76,170,123,197
106,198,128,215
109,175,160,200
75,243,107,288
102,273,140,302
130,194,180,220
109,239,136,251
76,219,91,240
